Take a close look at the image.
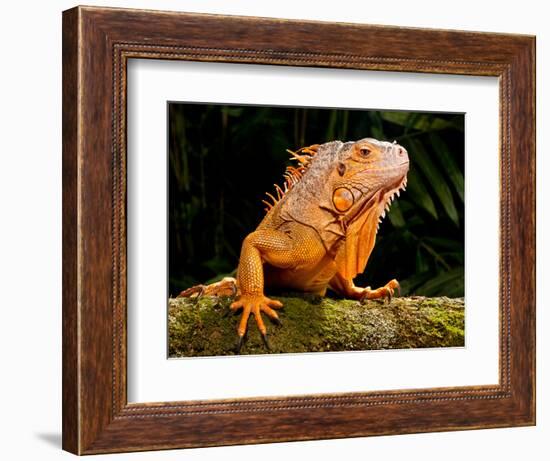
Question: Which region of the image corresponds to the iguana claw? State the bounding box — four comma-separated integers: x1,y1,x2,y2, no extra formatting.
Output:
271,317,283,327
235,335,245,354
261,332,271,351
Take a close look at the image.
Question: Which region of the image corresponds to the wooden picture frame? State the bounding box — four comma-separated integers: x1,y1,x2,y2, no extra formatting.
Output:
62,5,535,454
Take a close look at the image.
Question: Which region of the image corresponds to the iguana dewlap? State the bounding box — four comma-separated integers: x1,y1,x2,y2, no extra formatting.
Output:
179,138,409,351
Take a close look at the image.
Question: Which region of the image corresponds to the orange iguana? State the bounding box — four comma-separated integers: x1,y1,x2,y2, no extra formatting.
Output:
178,138,409,352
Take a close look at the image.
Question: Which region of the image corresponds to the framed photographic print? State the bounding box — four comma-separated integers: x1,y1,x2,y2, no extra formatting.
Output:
62,5,535,454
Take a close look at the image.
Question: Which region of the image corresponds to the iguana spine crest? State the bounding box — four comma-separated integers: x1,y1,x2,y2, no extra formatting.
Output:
262,145,319,212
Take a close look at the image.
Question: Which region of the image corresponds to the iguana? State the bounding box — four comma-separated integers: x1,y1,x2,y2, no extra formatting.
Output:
178,138,409,352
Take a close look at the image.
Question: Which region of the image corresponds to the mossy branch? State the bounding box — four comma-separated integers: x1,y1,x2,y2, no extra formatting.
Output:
168,295,464,357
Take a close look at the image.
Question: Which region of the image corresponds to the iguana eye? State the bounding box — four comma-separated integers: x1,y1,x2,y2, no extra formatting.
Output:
359,147,371,157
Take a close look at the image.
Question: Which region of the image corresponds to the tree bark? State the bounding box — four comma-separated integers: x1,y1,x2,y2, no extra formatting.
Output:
168,294,464,357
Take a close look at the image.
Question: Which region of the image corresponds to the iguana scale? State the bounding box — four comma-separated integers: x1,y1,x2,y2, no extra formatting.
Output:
178,138,409,352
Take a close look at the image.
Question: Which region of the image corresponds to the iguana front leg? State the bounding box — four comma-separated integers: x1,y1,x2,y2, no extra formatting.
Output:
230,228,323,351
230,229,298,351
329,272,400,302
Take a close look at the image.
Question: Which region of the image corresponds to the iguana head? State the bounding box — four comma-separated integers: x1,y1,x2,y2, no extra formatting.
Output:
329,138,409,225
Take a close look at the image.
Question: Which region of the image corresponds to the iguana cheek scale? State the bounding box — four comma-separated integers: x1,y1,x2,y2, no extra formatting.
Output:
332,187,354,212
178,138,409,352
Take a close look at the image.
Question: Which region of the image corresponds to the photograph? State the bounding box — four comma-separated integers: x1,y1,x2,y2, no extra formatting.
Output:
167,103,465,357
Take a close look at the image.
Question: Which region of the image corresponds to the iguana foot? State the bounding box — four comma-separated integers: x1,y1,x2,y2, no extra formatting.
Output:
360,279,400,303
177,276,238,299
230,294,283,353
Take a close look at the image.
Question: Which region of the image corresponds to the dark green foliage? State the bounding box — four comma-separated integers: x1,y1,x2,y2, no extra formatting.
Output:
168,103,464,297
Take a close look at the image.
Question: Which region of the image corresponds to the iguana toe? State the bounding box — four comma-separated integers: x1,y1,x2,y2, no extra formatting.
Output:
235,335,245,354
230,294,283,352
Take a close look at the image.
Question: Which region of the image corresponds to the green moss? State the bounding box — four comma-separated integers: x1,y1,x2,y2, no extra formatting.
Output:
168,295,465,357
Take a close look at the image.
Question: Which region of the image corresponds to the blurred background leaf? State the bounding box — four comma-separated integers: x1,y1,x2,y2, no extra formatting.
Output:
168,104,464,298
